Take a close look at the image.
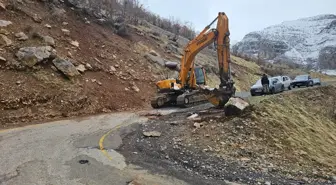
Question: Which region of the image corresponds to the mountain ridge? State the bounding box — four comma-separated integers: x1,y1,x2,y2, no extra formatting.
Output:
233,14,336,69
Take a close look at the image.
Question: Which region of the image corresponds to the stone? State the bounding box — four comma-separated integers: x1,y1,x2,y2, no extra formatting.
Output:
16,46,56,67
52,58,80,78
165,61,178,69
0,29,9,35
0,34,12,46
0,56,6,62
144,53,165,67
61,29,70,36
188,113,199,120
62,22,68,25
109,66,116,72
85,63,92,70
265,181,271,185
194,122,204,128
143,131,161,137
70,40,79,47
132,84,140,92
44,24,52,28
224,97,250,116
76,64,86,73
15,32,28,41
33,14,42,23
0,2,6,10
43,36,55,46
149,50,159,56
0,20,12,27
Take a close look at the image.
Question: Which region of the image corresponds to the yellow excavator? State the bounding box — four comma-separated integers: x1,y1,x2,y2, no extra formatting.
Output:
151,12,236,108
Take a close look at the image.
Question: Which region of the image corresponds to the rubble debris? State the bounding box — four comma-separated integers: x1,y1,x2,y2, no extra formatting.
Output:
32,14,42,23
61,29,70,36
0,34,12,46
0,20,12,27
0,2,6,10
131,84,140,92
43,36,55,46
70,40,79,47
149,50,159,56
194,122,204,128
15,32,28,41
76,64,86,73
16,46,56,67
143,131,161,137
0,56,6,62
187,113,200,120
44,24,52,28
52,58,80,78
109,66,116,72
144,53,165,66
85,63,92,70
0,29,9,35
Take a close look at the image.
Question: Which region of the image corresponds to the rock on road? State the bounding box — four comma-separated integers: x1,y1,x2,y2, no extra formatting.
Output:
0,112,188,185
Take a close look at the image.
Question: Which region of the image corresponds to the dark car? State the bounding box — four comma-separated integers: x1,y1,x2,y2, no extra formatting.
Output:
250,77,284,96
313,78,321,86
291,75,314,88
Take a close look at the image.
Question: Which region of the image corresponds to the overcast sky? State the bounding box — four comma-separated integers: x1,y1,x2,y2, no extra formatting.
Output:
139,0,336,41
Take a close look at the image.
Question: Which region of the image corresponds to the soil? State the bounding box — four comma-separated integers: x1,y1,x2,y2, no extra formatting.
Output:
0,0,166,128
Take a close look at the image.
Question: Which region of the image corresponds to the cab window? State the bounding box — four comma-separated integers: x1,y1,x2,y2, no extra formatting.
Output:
195,68,205,85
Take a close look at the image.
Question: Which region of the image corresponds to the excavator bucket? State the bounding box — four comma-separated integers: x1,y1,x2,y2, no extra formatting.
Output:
200,87,235,107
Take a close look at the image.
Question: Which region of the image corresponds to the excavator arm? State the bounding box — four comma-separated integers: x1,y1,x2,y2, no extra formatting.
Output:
178,12,235,106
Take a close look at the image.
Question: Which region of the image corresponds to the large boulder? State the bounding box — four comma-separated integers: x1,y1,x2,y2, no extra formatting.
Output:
144,53,165,67
52,58,80,78
16,46,56,67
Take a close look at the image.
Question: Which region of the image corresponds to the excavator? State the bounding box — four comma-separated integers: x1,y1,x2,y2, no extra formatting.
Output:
151,12,236,108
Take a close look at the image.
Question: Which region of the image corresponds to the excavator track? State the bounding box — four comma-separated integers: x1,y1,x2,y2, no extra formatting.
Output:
176,90,209,108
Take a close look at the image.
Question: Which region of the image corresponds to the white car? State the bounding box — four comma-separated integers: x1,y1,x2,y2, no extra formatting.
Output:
273,76,292,90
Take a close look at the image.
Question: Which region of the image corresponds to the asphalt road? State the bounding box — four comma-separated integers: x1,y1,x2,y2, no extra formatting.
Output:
0,112,190,185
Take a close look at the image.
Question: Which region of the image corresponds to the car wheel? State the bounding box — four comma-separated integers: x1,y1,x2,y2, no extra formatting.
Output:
288,86,291,90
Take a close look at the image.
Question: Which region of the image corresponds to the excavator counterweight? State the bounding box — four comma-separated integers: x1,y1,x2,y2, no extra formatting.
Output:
151,12,236,108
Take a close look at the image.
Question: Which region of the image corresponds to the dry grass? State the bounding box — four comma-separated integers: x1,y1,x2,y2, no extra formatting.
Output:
251,86,336,172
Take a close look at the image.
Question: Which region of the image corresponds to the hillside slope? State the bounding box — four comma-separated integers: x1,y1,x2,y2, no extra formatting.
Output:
0,0,267,128
233,14,336,69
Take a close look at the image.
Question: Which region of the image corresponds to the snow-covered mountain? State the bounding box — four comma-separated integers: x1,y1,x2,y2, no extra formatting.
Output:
232,14,336,69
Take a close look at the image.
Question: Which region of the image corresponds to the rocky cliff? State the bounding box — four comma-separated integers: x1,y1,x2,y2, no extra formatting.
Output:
232,14,336,69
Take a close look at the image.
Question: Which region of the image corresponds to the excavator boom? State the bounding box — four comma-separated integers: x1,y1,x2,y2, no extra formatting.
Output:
151,12,235,108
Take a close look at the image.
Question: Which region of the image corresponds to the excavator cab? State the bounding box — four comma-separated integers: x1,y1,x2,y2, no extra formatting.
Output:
194,66,206,85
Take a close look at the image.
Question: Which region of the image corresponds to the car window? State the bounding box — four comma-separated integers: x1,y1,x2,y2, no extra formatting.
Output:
295,75,308,80
283,77,286,81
